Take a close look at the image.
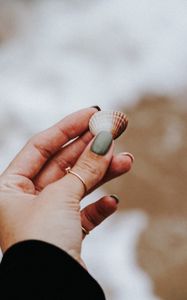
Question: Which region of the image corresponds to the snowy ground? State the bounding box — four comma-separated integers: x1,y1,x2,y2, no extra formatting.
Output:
1,0,187,298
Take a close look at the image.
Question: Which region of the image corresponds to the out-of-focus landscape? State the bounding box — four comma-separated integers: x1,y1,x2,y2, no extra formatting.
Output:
0,1,187,299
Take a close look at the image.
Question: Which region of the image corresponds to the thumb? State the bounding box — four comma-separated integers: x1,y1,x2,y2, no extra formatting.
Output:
52,131,114,200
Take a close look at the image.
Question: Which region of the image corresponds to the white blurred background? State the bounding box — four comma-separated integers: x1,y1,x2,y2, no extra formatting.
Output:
1,1,187,299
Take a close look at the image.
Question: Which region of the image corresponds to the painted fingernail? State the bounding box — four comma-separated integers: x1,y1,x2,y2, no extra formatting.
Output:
122,152,135,163
91,131,113,155
110,194,120,204
91,105,101,111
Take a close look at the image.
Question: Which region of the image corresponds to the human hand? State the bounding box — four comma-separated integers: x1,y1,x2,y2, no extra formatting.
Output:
0,107,133,265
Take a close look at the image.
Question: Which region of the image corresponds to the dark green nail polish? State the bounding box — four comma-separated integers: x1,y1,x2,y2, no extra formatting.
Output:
110,194,120,204
91,106,101,111
91,131,113,155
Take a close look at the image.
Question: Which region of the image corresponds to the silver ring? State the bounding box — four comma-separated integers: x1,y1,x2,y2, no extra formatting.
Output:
65,167,87,194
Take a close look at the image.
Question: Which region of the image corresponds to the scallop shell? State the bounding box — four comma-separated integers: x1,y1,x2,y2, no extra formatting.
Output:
89,111,128,139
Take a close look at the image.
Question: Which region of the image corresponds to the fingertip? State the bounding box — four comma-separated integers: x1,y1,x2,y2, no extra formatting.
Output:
97,195,118,215
122,152,134,163
111,154,132,176
90,105,101,111
118,152,134,172
90,131,113,155
110,194,120,204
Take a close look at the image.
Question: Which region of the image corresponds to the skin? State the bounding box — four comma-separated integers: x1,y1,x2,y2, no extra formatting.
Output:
0,107,133,267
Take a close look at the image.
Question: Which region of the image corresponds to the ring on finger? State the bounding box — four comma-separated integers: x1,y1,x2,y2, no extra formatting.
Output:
65,166,87,194
81,225,89,235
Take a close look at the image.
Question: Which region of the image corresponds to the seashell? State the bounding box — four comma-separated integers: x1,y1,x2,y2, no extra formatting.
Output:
89,110,128,139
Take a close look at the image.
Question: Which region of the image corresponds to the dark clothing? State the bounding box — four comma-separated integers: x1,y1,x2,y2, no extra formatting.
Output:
0,240,106,299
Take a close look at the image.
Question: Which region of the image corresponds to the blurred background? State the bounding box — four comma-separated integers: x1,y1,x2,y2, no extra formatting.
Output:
0,1,187,299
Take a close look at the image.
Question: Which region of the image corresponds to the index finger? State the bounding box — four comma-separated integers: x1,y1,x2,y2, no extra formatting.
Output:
4,107,98,179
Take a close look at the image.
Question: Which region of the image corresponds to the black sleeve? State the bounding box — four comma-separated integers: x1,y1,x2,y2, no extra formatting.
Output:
0,240,106,300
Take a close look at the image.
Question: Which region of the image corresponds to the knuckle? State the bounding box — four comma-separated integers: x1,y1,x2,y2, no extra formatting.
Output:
95,202,109,219
84,209,99,227
29,134,53,160
54,157,70,173
77,158,102,179
34,143,52,160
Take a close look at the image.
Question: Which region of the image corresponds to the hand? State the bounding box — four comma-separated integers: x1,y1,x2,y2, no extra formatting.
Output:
0,107,133,265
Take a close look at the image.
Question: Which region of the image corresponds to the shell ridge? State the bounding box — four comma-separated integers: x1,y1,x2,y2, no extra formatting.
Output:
89,110,128,139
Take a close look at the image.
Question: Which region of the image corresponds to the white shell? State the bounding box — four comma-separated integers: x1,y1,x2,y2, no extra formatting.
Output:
89,111,128,139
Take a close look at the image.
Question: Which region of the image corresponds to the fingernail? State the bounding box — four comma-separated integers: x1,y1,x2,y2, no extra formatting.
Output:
110,194,120,204
91,105,101,111
91,131,113,155
122,152,135,163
